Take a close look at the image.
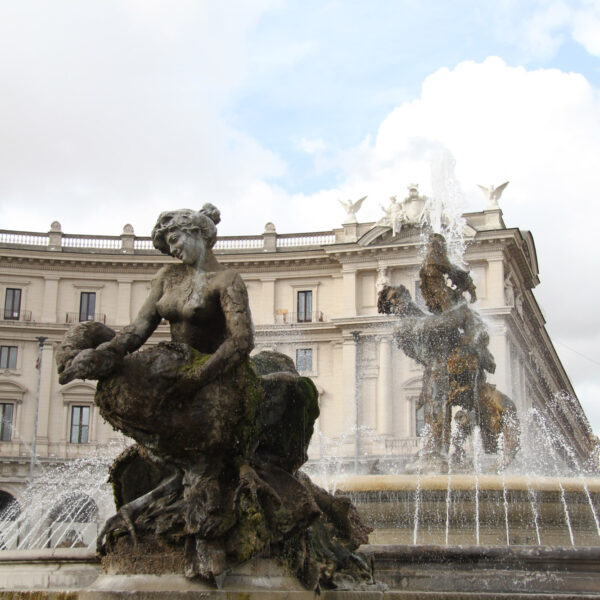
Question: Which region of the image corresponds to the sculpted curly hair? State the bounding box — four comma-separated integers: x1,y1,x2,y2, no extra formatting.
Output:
151,204,221,256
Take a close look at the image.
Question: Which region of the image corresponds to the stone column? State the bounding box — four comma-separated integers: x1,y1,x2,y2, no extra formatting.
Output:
342,269,357,317
35,340,55,457
41,276,59,323
376,336,393,435
116,279,132,326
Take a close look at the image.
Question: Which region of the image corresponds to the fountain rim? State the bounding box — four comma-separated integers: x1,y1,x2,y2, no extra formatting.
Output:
317,473,600,493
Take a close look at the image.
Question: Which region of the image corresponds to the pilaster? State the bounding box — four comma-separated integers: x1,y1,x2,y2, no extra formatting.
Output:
486,258,505,307
260,278,276,325
342,269,357,317
341,335,358,433
376,336,393,435
41,276,59,323
116,279,133,326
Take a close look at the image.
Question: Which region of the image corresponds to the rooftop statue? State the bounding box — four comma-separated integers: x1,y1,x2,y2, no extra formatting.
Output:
378,232,520,471
477,181,509,210
338,195,367,224
376,184,427,236
55,204,376,592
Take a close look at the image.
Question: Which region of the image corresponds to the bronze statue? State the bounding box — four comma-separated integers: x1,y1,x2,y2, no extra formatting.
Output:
56,205,375,591
378,233,519,470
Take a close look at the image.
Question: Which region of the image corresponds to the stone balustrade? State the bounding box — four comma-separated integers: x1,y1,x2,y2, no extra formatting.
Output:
0,227,338,254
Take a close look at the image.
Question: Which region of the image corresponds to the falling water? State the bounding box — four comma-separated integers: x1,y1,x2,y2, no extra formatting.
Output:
445,419,460,545
532,409,575,546
0,442,124,550
545,395,600,539
497,433,511,546
412,424,432,545
472,426,483,545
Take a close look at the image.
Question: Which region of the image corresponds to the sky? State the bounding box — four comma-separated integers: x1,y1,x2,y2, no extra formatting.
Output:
1,0,600,434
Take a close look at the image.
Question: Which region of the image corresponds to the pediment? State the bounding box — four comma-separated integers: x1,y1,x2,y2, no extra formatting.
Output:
358,223,478,247
0,380,27,397
358,225,425,247
60,381,96,397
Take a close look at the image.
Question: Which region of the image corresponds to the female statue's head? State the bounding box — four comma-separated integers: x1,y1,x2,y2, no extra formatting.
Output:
151,204,221,265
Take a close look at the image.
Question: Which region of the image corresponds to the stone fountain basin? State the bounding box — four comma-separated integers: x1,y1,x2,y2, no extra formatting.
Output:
2,545,600,598
326,474,600,547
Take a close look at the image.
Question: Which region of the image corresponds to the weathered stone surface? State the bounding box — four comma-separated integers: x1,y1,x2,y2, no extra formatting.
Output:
378,232,520,469
55,206,375,592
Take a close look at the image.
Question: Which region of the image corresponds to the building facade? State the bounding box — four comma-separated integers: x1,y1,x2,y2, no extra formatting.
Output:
0,204,596,512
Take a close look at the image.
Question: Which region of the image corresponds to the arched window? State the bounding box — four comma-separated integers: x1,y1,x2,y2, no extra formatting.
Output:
0,491,20,521
48,492,98,523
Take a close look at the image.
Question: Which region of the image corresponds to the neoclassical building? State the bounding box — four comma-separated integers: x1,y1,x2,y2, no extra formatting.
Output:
0,197,596,514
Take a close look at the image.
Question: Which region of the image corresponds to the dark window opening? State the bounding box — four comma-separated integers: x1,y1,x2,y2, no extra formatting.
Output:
296,348,313,372
297,291,312,322
70,405,90,444
415,404,425,437
0,346,17,370
79,292,96,322
4,289,21,320
0,403,13,442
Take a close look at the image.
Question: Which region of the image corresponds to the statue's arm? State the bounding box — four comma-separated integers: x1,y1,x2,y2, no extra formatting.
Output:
97,272,164,357
57,273,164,384
188,272,254,385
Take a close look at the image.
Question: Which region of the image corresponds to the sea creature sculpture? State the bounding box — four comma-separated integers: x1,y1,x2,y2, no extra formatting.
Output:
56,205,376,592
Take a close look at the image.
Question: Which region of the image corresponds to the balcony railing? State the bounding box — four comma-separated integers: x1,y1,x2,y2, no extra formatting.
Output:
65,313,107,324
1,309,32,322
0,227,338,253
384,437,421,452
274,311,325,325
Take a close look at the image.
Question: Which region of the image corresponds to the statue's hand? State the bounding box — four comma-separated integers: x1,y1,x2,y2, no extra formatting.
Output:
58,348,120,384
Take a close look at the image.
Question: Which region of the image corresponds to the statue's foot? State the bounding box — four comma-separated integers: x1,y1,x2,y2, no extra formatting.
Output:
97,505,138,554
97,470,182,554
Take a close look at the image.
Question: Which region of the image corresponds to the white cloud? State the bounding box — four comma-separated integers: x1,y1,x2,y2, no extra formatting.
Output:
521,1,571,60
0,0,282,236
297,137,326,155
572,1,600,56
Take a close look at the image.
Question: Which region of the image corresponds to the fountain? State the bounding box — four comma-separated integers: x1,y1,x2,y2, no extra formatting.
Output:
1,189,600,598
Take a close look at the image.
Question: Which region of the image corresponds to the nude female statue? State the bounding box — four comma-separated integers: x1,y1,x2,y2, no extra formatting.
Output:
55,206,374,589
58,203,253,387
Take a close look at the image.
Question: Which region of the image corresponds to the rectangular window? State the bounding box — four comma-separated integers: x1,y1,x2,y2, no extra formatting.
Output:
0,403,13,442
415,404,425,437
297,291,312,322
79,292,96,322
4,288,21,320
0,346,17,369
70,405,90,444
296,348,313,372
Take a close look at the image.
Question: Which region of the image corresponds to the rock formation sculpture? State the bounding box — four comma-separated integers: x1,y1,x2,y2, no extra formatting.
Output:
378,232,520,470
56,205,375,592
